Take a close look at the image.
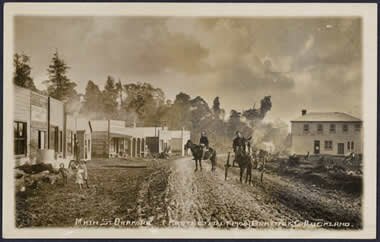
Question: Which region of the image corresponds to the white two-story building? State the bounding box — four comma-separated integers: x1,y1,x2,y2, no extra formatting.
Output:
291,110,362,156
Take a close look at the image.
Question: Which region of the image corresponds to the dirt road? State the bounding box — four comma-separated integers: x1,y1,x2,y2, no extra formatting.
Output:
134,156,359,229
17,157,360,229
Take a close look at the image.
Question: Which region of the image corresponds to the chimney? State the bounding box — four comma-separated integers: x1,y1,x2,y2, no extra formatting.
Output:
302,109,307,116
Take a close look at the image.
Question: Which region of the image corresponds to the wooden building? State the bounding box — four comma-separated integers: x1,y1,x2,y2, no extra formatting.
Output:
90,119,191,158
13,85,92,165
90,120,134,158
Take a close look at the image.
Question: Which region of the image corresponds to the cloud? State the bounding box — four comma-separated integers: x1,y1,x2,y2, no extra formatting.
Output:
14,16,362,122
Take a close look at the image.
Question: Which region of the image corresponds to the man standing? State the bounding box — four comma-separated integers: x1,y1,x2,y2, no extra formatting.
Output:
74,140,80,162
199,131,209,160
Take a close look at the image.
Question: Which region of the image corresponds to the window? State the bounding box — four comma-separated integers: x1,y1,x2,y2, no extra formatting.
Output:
303,124,309,132
343,124,348,132
355,124,361,132
38,130,46,149
347,142,350,150
351,142,354,150
53,127,59,152
59,131,63,153
14,121,27,155
317,124,323,133
67,131,73,154
324,140,333,150
329,124,336,133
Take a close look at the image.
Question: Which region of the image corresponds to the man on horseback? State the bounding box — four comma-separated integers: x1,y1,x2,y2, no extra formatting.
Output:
232,131,245,166
231,131,254,184
199,131,209,160
185,134,217,172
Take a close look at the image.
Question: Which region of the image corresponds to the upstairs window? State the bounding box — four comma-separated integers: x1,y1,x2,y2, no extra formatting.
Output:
303,124,309,133
324,140,333,150
329,124,336,133
355,124,361,132
343,124,348,132
317,124,323,133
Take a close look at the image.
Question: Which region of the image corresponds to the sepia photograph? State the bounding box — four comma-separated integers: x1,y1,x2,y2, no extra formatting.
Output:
2,3,377,239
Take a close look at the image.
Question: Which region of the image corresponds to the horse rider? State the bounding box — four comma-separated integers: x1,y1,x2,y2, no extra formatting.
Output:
200,131,209,159
232,131,245,166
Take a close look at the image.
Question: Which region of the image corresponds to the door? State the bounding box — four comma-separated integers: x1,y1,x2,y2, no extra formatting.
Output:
38,130,46,149
314,140,320,154
337,143,345,155
50,126,59,152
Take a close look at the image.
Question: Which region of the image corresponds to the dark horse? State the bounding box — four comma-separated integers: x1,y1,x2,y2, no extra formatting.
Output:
185,140,217,172
234,137,254,184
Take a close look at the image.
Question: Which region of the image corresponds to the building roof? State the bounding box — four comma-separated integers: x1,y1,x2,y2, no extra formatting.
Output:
291,112,361,122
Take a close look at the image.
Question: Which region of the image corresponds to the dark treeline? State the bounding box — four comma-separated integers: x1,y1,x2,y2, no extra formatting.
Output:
13,51,290,153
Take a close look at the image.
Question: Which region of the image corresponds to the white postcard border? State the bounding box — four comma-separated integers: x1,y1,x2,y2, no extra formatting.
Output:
3,3,377,239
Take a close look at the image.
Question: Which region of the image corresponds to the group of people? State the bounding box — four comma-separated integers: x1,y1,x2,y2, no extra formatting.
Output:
197,130,249,159
57,139,89,190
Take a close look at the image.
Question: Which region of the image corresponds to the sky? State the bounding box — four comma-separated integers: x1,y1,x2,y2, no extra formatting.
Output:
14,16,362,123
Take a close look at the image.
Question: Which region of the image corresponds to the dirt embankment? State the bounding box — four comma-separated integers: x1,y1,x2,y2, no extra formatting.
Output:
16,158,165,227
216,154,362,229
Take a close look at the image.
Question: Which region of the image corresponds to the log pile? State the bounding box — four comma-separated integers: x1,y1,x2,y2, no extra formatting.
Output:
15,163,64,192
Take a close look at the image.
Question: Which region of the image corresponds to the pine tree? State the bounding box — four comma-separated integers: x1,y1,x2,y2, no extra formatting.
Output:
81,80,104,117
102,76,118,119
13,53,37,90
212,97,220,114
45,50,77,101
115,79,123,108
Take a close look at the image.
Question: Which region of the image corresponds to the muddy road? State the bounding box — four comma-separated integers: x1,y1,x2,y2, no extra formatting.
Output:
134,156,360,229
17,156,360,229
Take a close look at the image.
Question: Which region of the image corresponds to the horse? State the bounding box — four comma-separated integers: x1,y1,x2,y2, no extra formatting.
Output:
184,140,217,172
234,137,254,184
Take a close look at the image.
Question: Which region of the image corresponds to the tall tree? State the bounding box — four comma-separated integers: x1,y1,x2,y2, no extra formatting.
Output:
116,79,123,108
123,82,165,125
45,50,77,101
102,76,118,119
242,96,272,122
13,53,37,90
189,96,213,130
212,96,225,119
81,80,104,118
164,92,192,129
212,97,221,116
259,96,272,119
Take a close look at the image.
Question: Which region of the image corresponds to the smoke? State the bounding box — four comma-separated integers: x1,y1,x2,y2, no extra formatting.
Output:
64,95,82,115
251,119,290,154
